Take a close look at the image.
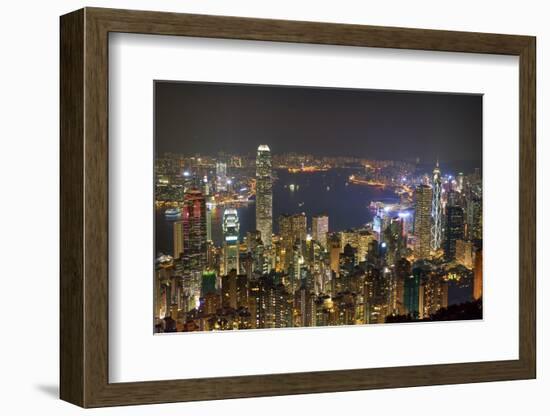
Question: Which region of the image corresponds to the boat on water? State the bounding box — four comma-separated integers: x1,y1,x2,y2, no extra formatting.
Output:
164,207,182,219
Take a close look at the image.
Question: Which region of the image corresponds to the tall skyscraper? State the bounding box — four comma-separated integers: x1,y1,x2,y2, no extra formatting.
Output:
312,215,329,249
431,161,443,251
414,184,433,259
328,235,340,277
173,220,184,259
216,161,227,192
357,230,375,263
419,274,448,319
291,212,307,245
182,189,207,269
466,195,482,241
222,208,240,275
457,172,464,193
206,208,212,242
279,213,307,246
384,217,405,266
256,145,273,247
404,267,422,318
444,205,465,260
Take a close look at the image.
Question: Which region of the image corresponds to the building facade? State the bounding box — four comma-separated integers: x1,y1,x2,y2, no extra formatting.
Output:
255,145,273,248
414,184,433,259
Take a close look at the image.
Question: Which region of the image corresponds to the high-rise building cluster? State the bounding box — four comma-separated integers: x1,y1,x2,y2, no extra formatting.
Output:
154,149,482,333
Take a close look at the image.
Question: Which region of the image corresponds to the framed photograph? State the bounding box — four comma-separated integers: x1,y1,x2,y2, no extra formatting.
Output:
60,7,536,408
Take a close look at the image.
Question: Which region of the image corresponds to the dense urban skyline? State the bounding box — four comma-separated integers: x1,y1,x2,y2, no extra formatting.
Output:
153,82,482,333
155,81,482,165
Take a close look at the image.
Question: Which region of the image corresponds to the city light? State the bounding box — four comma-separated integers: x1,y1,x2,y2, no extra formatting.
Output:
155,150,482,333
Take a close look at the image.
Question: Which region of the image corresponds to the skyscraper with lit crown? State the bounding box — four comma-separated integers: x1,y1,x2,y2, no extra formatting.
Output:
431,161,442,251
256,145,273,248
222,208,240,275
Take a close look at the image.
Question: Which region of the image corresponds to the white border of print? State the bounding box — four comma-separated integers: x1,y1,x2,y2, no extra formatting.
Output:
108,33,519,383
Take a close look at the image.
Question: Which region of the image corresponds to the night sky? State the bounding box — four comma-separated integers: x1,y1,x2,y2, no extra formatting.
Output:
154,81,482,165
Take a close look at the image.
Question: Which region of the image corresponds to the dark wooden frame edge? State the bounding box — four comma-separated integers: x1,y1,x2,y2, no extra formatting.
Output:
60,7,536,408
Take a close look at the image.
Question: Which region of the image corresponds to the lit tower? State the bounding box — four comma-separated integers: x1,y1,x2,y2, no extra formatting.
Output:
414,184,432,259
216,161,227,192
256,145,273,248
430,161,442,251
312,215,329,249
222,208,240,275
457,172,464,193
182,189,207,270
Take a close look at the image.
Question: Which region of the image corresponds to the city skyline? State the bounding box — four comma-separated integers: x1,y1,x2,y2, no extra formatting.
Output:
154,81,483,333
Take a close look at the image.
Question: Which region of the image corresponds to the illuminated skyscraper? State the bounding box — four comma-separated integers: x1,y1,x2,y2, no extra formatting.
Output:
431,161,443,251
457,172,464,193
279,214,293,271
328,235,340,277
216,161,227,192
182,189,207,269
255,145,273,247
246,230,267,274
384,217,405,266
357,230,375,263
279,213,307,245
206,208,212,242
444,205,465,261
173,220,184,259
312,215,329,249
419,274,448,319
222,208,240,275
414,184,433,259
466,195,482,241
291,212,307,246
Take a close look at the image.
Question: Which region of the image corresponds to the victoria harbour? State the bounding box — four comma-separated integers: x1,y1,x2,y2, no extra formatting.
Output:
155,168,398,253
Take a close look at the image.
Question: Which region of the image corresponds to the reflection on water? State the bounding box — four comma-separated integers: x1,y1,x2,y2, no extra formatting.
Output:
155,168,398,255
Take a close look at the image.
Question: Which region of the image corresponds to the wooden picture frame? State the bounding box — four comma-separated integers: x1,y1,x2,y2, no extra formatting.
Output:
60,7,536,408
